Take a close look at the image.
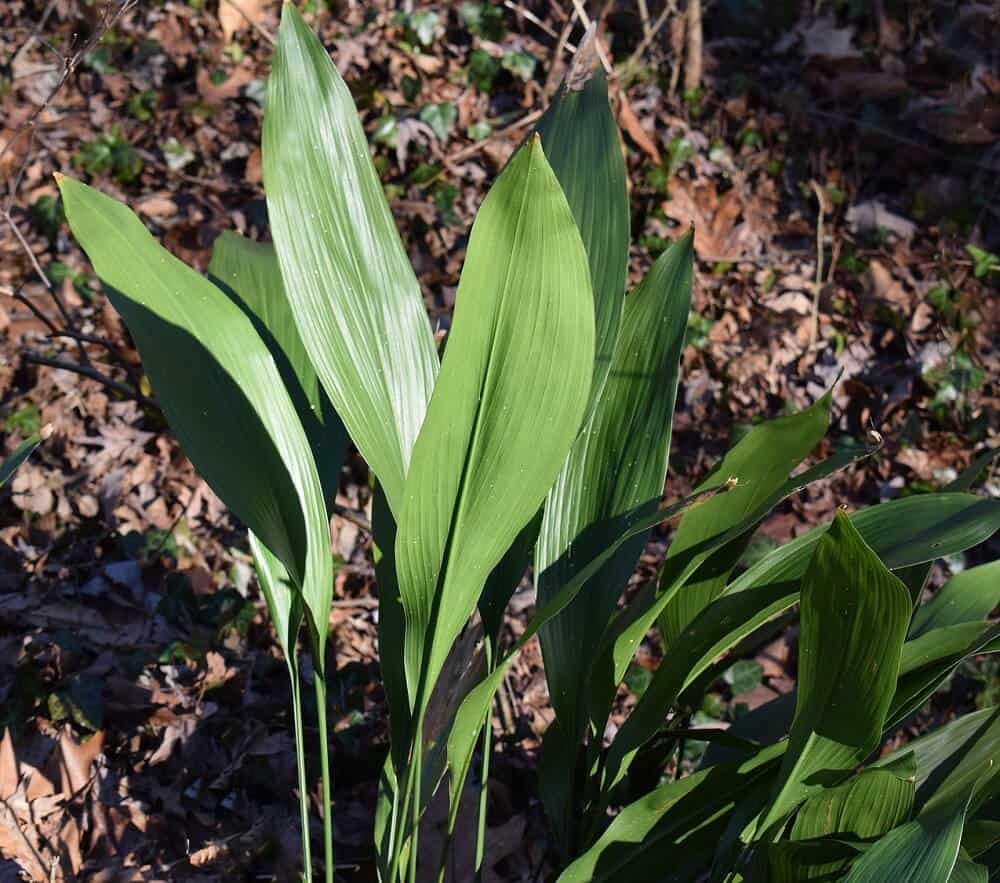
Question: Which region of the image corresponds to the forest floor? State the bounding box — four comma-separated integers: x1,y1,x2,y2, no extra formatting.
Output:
1,0,997,880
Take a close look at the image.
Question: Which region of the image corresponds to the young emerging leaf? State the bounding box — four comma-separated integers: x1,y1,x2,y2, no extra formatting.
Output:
264,4,438,514
394,134,595,710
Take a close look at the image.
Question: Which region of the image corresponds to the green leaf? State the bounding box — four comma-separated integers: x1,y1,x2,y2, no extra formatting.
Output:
843,785,974,882
58,175,333,661
249,534,302,662
208,231,348,507
875,707,1000,813
888,623,1000,730
447,485,734,829
910,561,1000,639
264,5,438,515
894,448,997,602
658,392,833,646
593,438,876,767
789,753,915,843
556,743,786,882
609,487,1000,786
950,859,989,883
0,431,46,488
534,56,629,414
502,50,536,81
727,493,1000,598
725,660,765,695
760,512,911,832
420,102,457,141
536,234,692,845
394,135,594,711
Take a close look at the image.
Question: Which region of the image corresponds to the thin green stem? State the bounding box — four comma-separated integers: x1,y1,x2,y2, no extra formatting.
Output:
473,713,492,883
314,673,335,883
408,717,423,883
386,712,422,883
290,663,313,883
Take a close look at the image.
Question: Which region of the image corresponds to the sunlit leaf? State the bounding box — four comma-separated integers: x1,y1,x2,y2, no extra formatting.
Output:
264,5,438,515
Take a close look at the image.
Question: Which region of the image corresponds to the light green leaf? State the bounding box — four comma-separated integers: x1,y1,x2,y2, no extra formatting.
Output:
58,175,332,661
208,231,347,506
910,561,1000,639
250,533,302,662
395,135,594,711
534,53,629,412
621,489,1000,782
420,102,457,141
658,392,833,646
264,5,438,515
760,512,911,831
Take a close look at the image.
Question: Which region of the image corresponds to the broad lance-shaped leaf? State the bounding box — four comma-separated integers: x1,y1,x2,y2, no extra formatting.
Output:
534,32,629,413
590,426,876,775
873,706,1000,814
536,232,693,850
264,5,438,515
759,512,911,832
209,231,348,507
658,390,833,647
395,135,595,710
58,176,333,659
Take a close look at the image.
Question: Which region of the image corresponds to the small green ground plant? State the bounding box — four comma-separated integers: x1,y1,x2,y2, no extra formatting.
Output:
52,8,1000,882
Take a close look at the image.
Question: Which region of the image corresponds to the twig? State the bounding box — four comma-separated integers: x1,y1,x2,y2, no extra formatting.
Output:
445,109,544,166
637,0,653,39
569,0,613,75
543,11,580,96
219,0,275,45
808,180,828,348
502,1,562,41
2,284,60,336
684,0,703,93
627,0,679,69
22,351,148,404
332,502,371,533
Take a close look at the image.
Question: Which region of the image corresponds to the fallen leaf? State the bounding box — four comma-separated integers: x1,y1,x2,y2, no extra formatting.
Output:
618,92,660,164
218,0,269,43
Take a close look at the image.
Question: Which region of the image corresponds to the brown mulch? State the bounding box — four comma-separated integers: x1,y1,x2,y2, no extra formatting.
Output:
1,1,997,879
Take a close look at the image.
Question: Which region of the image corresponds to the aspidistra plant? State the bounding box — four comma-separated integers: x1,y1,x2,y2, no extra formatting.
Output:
57,6,1000,883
